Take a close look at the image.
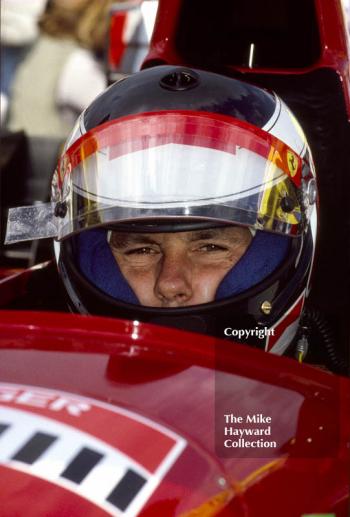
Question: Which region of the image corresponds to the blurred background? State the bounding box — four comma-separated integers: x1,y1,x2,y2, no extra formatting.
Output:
0,0,158,266
1,0,159,136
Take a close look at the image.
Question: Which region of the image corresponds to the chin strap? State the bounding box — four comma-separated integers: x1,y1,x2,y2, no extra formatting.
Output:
77,228,290,304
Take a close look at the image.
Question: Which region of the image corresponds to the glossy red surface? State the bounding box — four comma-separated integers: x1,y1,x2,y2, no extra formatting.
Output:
0,465,108,517
108,10,127,69
0,311,349,516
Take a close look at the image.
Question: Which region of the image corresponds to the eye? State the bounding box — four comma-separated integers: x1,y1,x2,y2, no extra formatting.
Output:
198,243,227,252
126,247,158,255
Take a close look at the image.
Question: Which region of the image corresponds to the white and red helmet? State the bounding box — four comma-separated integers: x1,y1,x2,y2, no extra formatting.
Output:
7,66,317,353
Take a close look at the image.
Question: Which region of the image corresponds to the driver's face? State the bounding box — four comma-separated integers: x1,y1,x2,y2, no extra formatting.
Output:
109,226,252,307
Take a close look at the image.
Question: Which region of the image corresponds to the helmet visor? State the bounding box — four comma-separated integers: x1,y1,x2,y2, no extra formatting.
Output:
6,111,306,243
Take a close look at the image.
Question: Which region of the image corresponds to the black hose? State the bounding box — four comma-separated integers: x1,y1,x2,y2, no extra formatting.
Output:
304,306,348,376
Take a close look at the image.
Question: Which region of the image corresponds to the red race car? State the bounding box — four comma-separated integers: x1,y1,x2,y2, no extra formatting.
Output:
0,0,349,515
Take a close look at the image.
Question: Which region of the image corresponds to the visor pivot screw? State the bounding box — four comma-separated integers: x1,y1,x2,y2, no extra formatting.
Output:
261,301,272,315
54,201,67,218
307,178,317,205
280,196,295,213
160,69,200,91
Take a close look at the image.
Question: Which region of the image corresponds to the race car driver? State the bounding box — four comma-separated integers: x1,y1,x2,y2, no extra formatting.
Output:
5,65,318,356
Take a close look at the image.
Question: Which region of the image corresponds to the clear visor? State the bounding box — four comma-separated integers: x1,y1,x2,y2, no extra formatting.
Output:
6,111,305,244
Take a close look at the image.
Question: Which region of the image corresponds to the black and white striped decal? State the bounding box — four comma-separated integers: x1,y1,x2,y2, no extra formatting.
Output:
0,405,185,516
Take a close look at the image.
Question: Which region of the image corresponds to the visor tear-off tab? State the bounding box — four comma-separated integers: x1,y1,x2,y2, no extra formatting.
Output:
5,204,58,244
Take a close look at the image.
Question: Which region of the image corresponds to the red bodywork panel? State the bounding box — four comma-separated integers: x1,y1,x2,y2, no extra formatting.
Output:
0,311,349,516
144,0,350,118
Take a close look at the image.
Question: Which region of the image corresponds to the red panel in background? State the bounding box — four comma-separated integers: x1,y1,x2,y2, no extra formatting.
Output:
143,0,350,117
108,12,127,69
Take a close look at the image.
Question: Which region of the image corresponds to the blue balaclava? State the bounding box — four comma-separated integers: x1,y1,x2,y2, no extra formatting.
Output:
77,228,290,304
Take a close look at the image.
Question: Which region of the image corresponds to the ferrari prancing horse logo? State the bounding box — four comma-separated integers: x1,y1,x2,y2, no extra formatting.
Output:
287,150,298,177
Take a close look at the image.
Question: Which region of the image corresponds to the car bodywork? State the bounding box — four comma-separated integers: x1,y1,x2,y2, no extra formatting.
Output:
0,0,349,515
0,311,349,516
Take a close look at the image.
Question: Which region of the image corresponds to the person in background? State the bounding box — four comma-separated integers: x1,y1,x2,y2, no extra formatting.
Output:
40,0,111,127
6,0,111,138
0,0,47,125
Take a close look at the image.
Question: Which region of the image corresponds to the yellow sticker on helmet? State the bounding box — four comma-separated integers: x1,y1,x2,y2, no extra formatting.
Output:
287,150,299,177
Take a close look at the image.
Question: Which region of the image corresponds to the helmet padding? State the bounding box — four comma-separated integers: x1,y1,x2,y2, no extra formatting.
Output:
77,229,139,304
77,228,290,304
215,231,290,298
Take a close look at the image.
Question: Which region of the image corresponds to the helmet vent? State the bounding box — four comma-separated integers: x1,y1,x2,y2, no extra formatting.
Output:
159,69,200,91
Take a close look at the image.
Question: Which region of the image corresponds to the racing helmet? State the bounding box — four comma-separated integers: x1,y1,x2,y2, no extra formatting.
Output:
18,66,318,353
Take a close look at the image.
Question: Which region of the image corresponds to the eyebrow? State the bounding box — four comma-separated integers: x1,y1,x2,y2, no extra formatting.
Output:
188,230,224,242
110,233,160,248
110,228,236,248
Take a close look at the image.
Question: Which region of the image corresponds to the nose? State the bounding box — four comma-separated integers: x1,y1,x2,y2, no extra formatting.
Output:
155,252,193,306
